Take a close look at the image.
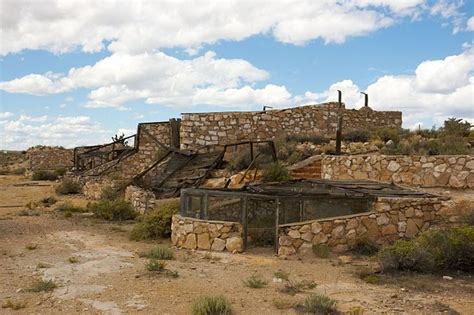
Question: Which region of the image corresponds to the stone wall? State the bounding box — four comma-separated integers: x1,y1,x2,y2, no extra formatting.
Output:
82,178,115,200
278,196,447,256
124,185,156,214
82,121,171,179
321,155,474,188
180,103,401,150
27,146,74,171
171,215,244,253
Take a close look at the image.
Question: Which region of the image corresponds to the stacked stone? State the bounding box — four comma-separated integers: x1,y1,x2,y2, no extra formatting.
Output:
27,146,74,171
278,197,445,256
171,215,244,253
322,155,474,188
82,178,114,200
124,185,156,214
180,103,401,150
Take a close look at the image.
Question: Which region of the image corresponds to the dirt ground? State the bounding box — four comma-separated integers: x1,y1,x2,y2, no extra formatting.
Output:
0,175,473,314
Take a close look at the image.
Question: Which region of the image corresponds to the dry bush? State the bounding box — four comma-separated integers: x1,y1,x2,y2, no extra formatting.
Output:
243,275,267,288
192,295,232,315
302,293,337,314
55,179,82,195
130,200,179,240
88,199,137,221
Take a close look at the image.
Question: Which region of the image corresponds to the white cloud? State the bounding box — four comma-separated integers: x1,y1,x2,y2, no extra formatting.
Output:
0,0,426,56
0,114,109,150
0,112,14,119
294,47,474,129
0,51,285,109
467,16,474,31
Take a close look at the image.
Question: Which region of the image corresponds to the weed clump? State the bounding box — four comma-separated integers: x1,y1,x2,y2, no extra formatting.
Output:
88,199,137,221
243,275,267,288
40,196,57,207
262,161,290,182
55,178,82,195
25,244,38,250
312,244,330,258
130,200,179,240
303,293,337,314
280,280,316,295
378,226,474,273
68,256,79,263
100,186,122,201
192,295,232,315
351,238,379,256
273,270,290,281
141,246,174,260
32,170,58,181
343,129,370,143
55,202,85,213
146,259,167,272
28,279,57,292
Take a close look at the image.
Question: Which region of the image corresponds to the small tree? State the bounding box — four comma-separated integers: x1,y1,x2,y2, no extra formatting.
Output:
112,133,128,146
440,118,472,137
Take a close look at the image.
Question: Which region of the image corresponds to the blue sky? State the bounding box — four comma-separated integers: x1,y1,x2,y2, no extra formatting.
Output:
1,0,473,150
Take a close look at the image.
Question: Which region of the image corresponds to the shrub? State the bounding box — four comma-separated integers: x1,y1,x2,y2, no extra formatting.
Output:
130,200,179,240
303,294,337,314
11,168,25,175
192,295,232,315
262,161,290,182
280,280,316,295
440,117,472,137
68,256,79,263
378,226,474,273
100,186,122,201
312,244,330,258
28,279,57,292
243,275,267,288
141,246,174,260
55,202,85,213
32,170,58,181
373,128,402,143
88,199,138,221
351,238,379,256
40,196,57,207
55,167,67,176
343,130,370,143
146,259,167,272
286,133,329,145
55,179,82,195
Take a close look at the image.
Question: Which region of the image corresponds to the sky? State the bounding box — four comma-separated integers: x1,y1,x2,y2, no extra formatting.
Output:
0,0,473,150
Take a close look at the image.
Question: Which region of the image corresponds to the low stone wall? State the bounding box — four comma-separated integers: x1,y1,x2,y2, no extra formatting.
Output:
27,146,74,171
171,215,244,253
321,155,474,188
124,185,156,214
82,178,115,200
278,196,447,256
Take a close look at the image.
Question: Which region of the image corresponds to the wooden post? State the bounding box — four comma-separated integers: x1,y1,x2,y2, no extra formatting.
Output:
202,193,208,219
169,118,181,149
250,142,254,162
336,90,343,155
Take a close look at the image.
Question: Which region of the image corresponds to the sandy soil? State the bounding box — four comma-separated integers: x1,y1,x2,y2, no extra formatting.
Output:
0,175,473,314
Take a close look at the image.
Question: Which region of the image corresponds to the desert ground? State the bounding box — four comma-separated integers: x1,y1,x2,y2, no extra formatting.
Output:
0,175,472,314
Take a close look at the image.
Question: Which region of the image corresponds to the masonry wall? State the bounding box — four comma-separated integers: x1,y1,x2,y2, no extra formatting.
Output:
278,196,447,256
180,103,402,150
82,121,171,179
124,185,156,214
27,146,74,171
321,155,474,188
171,215,244,253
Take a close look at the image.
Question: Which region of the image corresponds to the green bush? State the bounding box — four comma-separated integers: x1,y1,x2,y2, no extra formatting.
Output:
130,200,179,240
286,133,329,145
243,275,267,288
378,226,474,273
343,129,370,143
351,238,379,256
440,117,472,137
141,246,174,260
192,295,232,315
55,167,67,176
100,186,122,201
262,161,290,182
40,196,57,207
303,294,337,314
32,170,58,181
146,259,166,272
55,178,82,195
88,199,138,221
55,202,85,213
373,128,402,143
312,244,330,258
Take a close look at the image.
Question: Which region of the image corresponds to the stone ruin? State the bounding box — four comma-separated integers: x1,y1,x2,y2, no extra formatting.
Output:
172,179,457,255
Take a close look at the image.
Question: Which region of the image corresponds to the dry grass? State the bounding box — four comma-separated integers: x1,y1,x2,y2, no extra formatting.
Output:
2,299,26,310
28,279,57,292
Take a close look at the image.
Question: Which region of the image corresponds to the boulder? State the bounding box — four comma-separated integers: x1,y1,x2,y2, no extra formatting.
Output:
197,233,211,250
226,237,243,253
210,238,226,251
183,233,197,249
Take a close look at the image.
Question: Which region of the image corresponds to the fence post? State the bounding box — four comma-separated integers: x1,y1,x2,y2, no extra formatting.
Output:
275,198,280,254
241,197,248,251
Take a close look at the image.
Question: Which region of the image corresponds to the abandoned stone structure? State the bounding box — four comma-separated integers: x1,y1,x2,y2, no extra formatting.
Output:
290,154,474,189
180,102,401,150
170,180,455,255
27,146,73,171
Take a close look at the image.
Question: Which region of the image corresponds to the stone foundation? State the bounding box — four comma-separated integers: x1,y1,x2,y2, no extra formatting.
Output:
317,155,473,188
27,146,74,171
278,196,449,256
124,185,156,214
171,215,244,253
82,178,115,200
